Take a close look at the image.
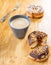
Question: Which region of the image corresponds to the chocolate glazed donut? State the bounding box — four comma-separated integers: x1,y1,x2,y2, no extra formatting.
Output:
28,31,47,48
29,45,49,61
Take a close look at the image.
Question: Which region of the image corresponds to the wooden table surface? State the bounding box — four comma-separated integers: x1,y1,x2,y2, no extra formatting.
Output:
0,0,51,65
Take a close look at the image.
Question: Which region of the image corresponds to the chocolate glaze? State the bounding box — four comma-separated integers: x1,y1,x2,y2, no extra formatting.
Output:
28,31,47,46
30,45,49,59
28,33,37,45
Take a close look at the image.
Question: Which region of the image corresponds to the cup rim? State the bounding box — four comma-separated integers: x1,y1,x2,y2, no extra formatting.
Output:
9,15,30,30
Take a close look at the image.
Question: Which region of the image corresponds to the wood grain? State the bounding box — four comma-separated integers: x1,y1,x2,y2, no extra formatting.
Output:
0,0,51,65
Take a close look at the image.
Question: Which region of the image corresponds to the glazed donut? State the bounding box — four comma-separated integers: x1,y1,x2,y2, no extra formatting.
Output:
28,31,47,48
26,4,44,18
29,45,49,62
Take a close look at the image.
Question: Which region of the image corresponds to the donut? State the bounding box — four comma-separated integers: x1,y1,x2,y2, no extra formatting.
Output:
28,31,47,48
29,45,49,61
26,4,44,18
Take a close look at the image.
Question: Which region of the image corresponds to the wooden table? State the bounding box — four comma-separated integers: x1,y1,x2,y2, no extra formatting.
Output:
0,0,51,65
